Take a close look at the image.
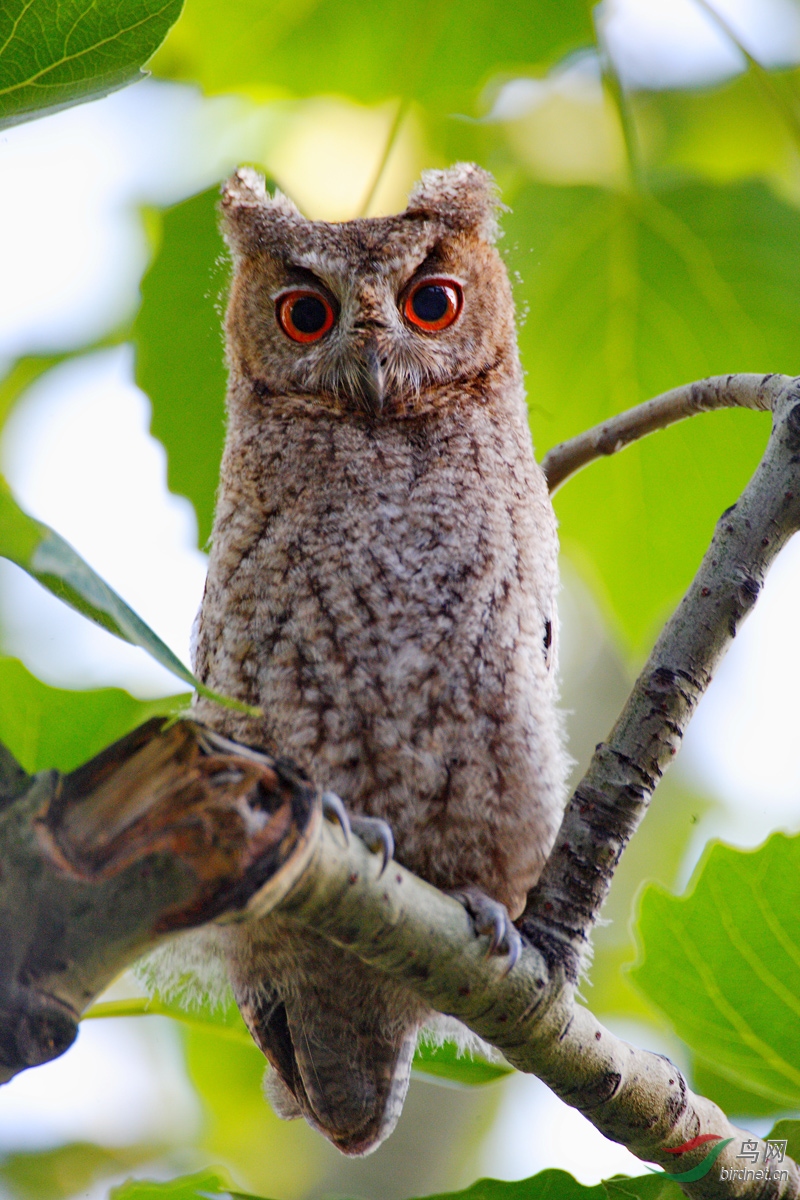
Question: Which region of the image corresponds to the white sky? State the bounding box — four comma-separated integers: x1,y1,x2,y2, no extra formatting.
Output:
1,0,800,1190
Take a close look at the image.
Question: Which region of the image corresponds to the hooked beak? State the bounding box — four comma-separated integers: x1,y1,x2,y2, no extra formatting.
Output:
354,339,386,415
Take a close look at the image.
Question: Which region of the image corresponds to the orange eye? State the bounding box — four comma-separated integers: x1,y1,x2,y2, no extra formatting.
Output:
277,290,335,343
403,278,462,332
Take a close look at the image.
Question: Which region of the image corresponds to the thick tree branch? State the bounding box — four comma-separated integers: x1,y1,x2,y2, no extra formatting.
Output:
2,373,800,1197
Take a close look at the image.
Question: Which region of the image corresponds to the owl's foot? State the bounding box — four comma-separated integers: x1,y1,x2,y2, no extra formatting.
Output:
449,885,522,975
321,792,393,876
322,790,352,841
350,816,394,876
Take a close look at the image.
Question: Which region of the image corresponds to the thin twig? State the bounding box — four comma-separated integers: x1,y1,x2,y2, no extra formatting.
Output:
358,98,409,217
541,372,787,493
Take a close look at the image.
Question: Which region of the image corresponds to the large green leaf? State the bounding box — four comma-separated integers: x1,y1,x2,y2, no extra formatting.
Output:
0,477,254,712
504,178,797,649
134,188,228,548
631,833,800,1113
0,0,184,130
0,656,186,774
150,0,593,110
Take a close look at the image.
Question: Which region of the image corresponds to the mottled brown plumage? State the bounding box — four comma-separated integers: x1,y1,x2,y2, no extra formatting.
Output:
191,163,567,1155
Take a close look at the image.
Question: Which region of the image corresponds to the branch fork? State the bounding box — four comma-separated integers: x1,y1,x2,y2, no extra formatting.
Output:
2,373,800,1198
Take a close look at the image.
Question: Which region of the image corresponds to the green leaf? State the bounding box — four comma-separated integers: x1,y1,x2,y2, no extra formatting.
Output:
0,656,187,773
110,1167,267,1199
414,1171,607,1199
413,1039,512,1086
150,0,593,110
0,0,184,130
414,1174,684,1200
134,187,228,548
583,775,714,1020
180,1011,326,1197
634,70,800,190
0,477,255,713
603,1179,682,1199
0,1143,167,1200
767,1118,800,1162
631,832,800,1112
84,997,511,1086
504,178,799,649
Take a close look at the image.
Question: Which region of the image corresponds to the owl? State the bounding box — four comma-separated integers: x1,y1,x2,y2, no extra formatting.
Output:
191,163,567,1156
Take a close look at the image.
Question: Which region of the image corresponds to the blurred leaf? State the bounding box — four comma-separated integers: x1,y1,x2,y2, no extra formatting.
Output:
0,0,184,130
413,1039,512,1086
0,1142,164,1200
111,1167,266,1198
0,656,187,773
151,0,593,110
134,187,228,548
767,1118,800,1160
504,178,798,649
631,833,800,1112
586,776,716,1019
83,997,254,1048
635,70,800,190
85,997,511,1085
182,1019,325,1197
692,1057,789,1120
0,477,255,712
0,356,71,434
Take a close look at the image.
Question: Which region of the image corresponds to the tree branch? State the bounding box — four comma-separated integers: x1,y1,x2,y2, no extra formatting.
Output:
541,372,787,492
0,719,318,1083
3,373,800,1197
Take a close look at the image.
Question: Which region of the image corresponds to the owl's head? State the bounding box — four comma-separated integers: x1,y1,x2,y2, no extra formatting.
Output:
220,164,520,419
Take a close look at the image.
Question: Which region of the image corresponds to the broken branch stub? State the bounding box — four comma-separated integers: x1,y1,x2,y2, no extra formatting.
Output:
0,718,319,1083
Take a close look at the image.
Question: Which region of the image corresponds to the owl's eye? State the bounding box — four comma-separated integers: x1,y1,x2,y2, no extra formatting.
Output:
277,290,335,343
403,278,463,332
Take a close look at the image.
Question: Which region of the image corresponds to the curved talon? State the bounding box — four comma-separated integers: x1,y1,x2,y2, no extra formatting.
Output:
351,816,394,876
321,791,351,844
490,909,505,957
450,885,522,974
500,926,522,977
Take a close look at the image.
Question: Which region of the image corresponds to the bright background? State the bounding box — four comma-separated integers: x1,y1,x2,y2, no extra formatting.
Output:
2,0,800,1197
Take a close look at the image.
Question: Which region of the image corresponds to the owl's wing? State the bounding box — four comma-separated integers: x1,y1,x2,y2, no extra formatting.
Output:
235,979,418,1157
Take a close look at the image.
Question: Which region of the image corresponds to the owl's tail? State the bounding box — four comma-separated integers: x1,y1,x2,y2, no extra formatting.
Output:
235,962,424,1156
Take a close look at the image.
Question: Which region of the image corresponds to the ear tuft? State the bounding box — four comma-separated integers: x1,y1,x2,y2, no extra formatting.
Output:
406,163,502,243
220,168,302,256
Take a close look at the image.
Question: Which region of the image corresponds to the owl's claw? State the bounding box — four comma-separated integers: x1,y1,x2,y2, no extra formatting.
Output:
449,885,522,976
350,816,394,876
321,791,351,844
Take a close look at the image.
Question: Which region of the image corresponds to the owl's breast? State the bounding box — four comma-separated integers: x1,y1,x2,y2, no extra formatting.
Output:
194,405,564,906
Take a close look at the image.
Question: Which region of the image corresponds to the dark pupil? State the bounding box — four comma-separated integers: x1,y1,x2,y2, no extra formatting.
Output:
412,285,449,323
291,295,327,333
